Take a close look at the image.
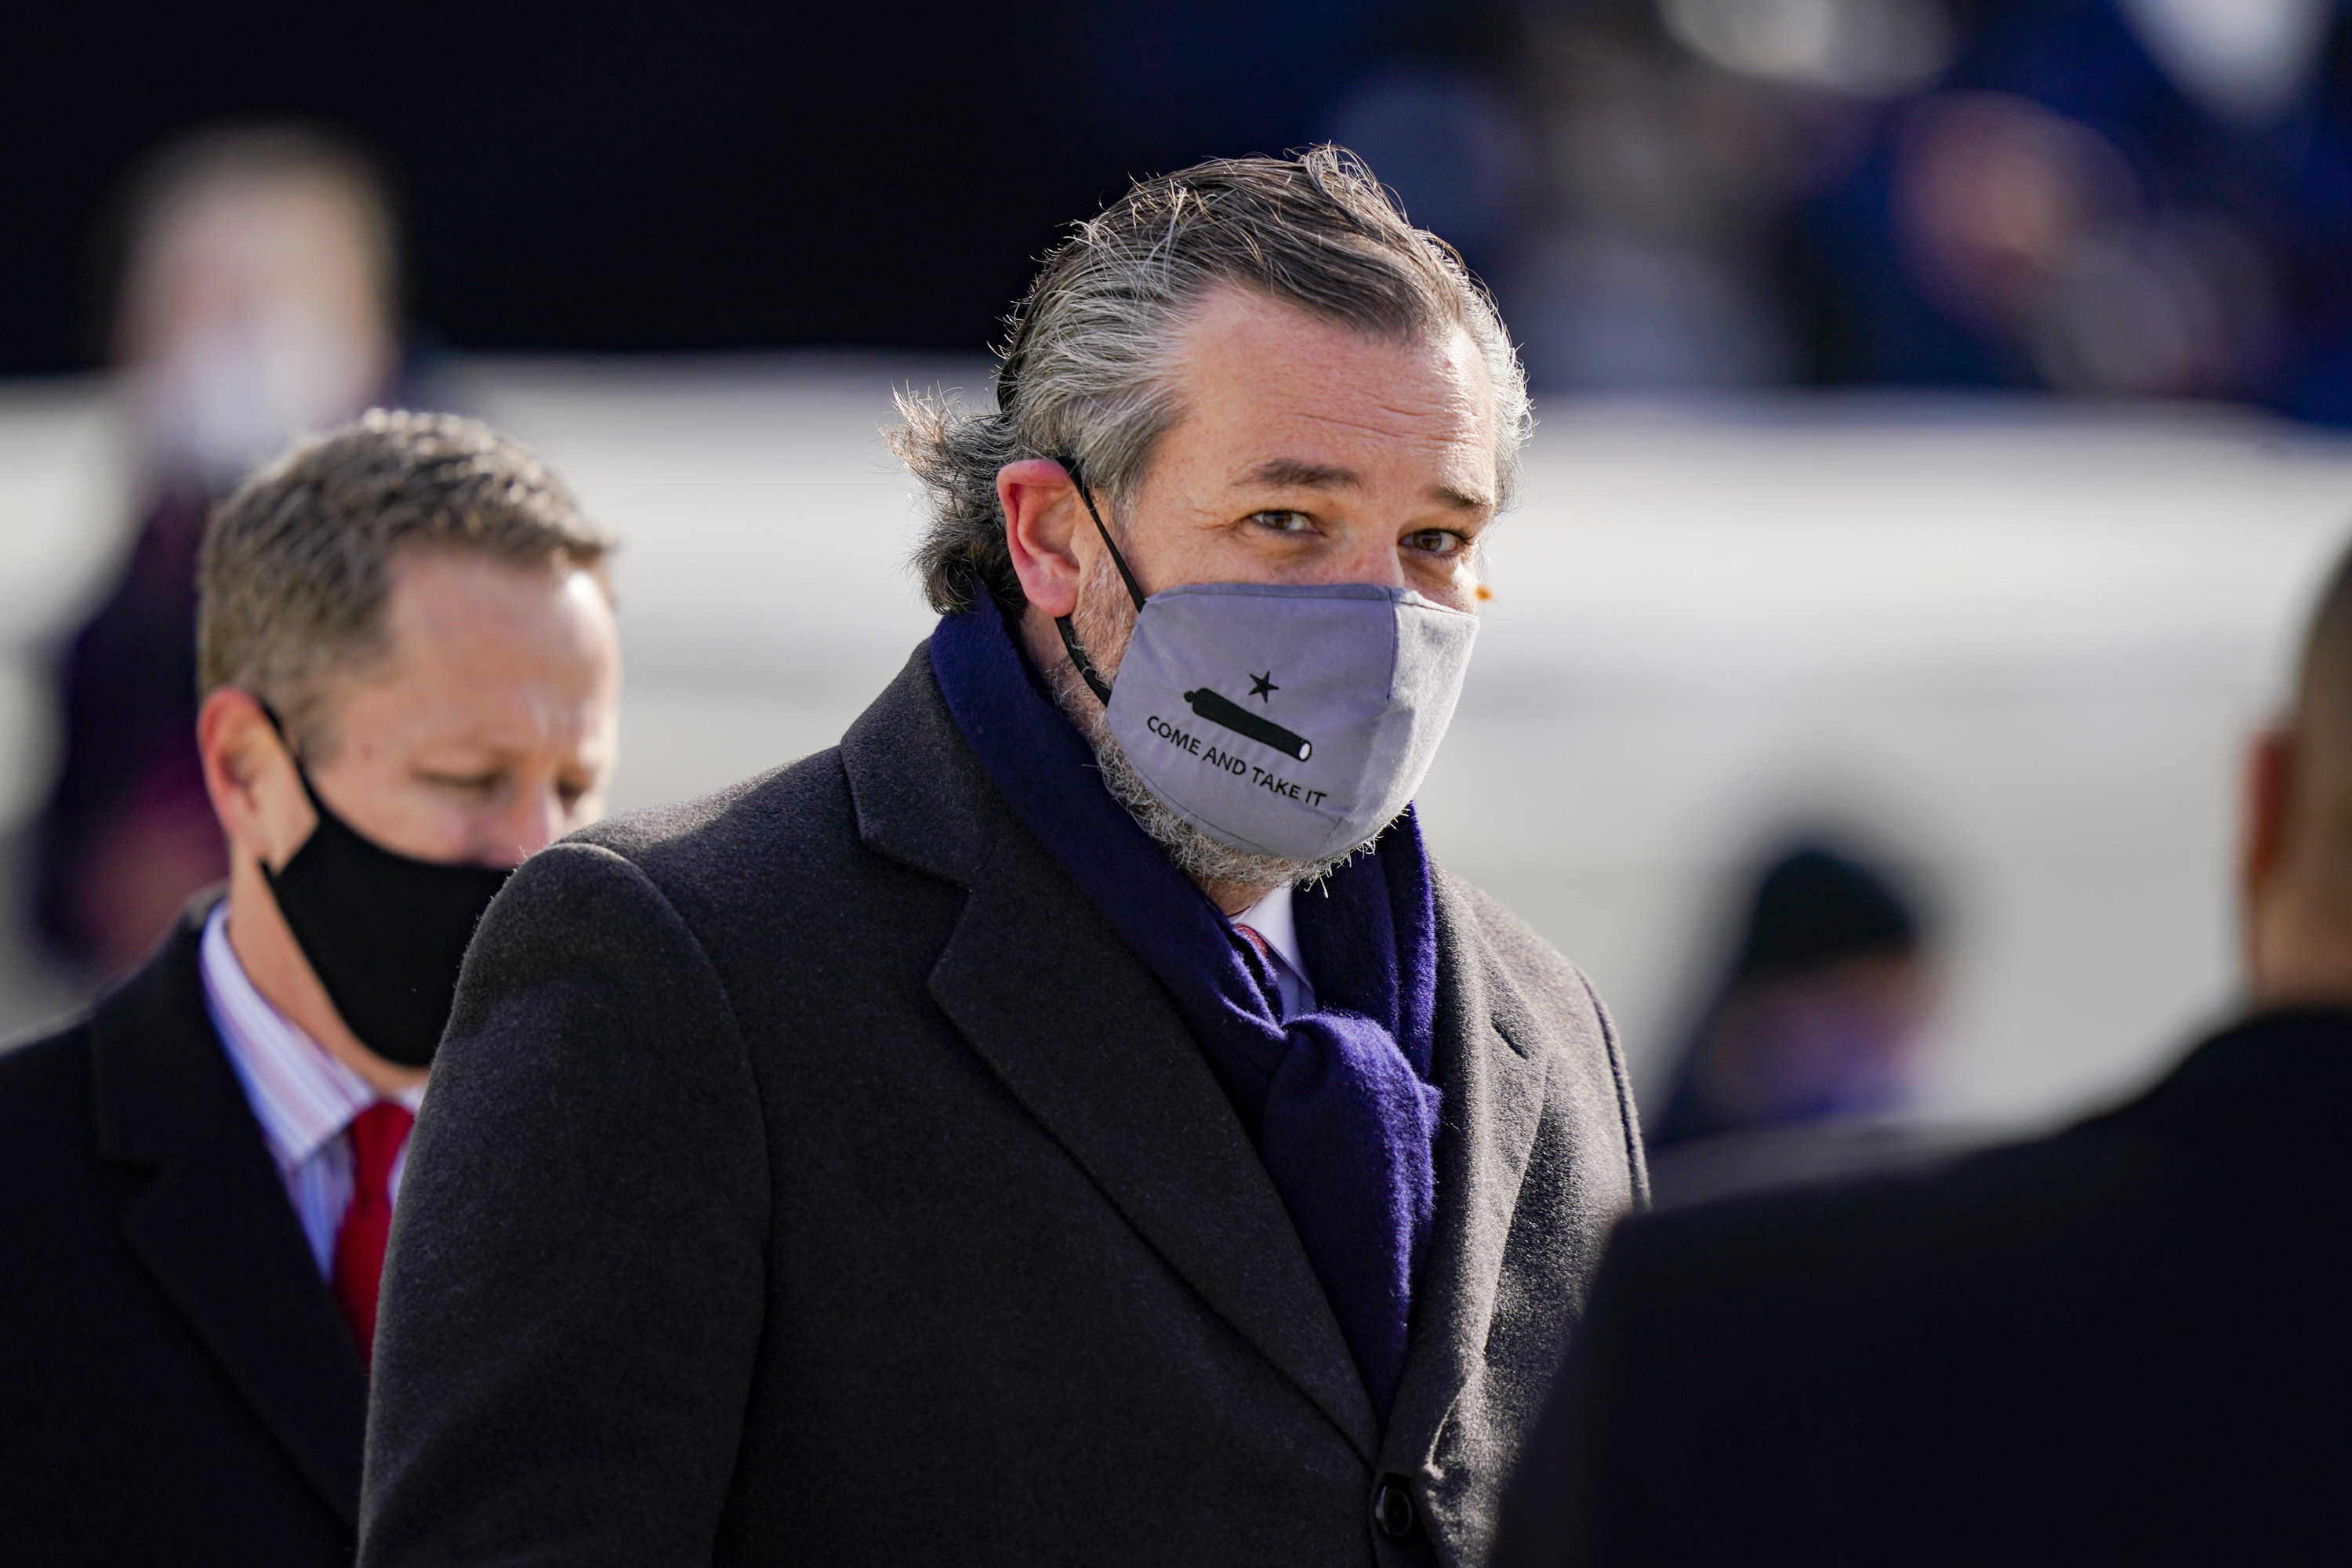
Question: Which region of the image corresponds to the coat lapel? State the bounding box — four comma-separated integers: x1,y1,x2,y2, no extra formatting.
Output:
1381,868,1551,1466
89,907,370,1526
844,648,1380,1462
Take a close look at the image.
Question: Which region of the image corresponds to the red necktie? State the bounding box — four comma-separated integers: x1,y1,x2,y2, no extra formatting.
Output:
1236,923,1287,1013
332,1101,415,1369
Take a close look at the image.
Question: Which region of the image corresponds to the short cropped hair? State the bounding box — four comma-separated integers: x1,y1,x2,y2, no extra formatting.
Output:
198,410,614,757
891,145,1530,614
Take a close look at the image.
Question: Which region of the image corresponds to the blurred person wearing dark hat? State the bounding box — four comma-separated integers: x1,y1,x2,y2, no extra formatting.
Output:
0,413,619,1566
1494,539,2352,1565
31,126,409,982
1646,843,1950,1210
358,149,1645,1568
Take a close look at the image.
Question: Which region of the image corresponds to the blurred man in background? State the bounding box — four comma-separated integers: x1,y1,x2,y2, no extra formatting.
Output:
1496,535,2352,1564
359,150,1644,1567
31,126,409,980
1646,842,1946,1208
0,412,618,1566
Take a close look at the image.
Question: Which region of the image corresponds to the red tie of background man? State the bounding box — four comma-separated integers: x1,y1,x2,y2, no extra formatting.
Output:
332,1101,415,1368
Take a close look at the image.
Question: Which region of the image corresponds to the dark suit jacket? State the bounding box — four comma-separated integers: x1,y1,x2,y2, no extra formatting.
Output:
0,900,368,1565
360,646,1646,1568
1496,1007,2352,1567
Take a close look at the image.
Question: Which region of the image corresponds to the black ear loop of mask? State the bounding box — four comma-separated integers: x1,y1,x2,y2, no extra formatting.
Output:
1052,459,1149,706
254,699,331,832
253,699,371,857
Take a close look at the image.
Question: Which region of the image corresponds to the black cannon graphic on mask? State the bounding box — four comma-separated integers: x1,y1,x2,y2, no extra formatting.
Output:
1182,688,1312,761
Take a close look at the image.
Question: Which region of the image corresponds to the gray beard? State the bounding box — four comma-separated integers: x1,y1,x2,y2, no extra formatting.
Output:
1044,551,1363,902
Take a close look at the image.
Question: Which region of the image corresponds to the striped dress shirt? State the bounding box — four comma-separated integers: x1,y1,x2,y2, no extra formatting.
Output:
199,904,426,1277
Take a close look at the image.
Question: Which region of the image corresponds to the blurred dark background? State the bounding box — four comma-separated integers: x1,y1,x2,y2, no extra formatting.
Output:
2,0,1494,368
14,0,2352,416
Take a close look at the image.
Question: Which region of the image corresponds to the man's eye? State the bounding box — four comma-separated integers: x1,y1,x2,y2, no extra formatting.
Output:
1406,529,1466,557
1251,510,1314,533
423,771,501,795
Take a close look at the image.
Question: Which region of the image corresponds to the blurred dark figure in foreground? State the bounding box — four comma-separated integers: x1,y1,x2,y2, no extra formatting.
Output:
1495,535,2352,1565
0,415,619,1566
1646,844,1947,1209
31,127,401,980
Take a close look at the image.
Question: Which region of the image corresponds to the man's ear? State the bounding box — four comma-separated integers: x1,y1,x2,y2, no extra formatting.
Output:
197,688,297,866
2241,724,2296,912
999,458,1083,617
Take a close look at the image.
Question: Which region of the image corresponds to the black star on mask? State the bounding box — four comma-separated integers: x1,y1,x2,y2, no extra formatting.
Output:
1249,671,1279,702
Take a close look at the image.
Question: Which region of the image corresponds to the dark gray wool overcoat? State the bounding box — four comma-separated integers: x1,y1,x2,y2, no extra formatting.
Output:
358,644,1646,1568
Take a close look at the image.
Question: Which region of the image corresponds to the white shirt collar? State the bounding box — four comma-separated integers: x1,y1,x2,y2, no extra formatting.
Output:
1234,884,1306,978
199,903,424,1177
1234,884,1316,1021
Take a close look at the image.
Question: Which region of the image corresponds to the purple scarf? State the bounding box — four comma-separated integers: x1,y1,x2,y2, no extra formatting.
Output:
930,602,1442,1418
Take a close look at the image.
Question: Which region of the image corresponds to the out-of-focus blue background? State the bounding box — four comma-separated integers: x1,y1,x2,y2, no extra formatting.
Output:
9,0,2352,1137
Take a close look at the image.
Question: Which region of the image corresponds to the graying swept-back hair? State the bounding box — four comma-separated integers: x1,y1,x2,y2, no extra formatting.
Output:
891,146,1530,614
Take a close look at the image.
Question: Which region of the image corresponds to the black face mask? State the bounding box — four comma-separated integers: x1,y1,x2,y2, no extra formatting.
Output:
258,710,513,1068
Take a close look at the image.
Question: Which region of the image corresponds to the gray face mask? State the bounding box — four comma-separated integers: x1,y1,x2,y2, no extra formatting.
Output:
1054,468,1479,863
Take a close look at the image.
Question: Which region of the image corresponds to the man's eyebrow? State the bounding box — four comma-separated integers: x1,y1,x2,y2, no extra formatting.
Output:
1241,458,1363,491
1428,483,1493,513
1241,458,1492,513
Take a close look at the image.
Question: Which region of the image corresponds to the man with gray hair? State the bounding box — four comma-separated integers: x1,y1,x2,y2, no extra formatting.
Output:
361,149,1643,1567
0,411,619,1564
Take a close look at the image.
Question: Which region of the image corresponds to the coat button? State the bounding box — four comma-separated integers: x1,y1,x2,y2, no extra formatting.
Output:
1372,1476,1417,1541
